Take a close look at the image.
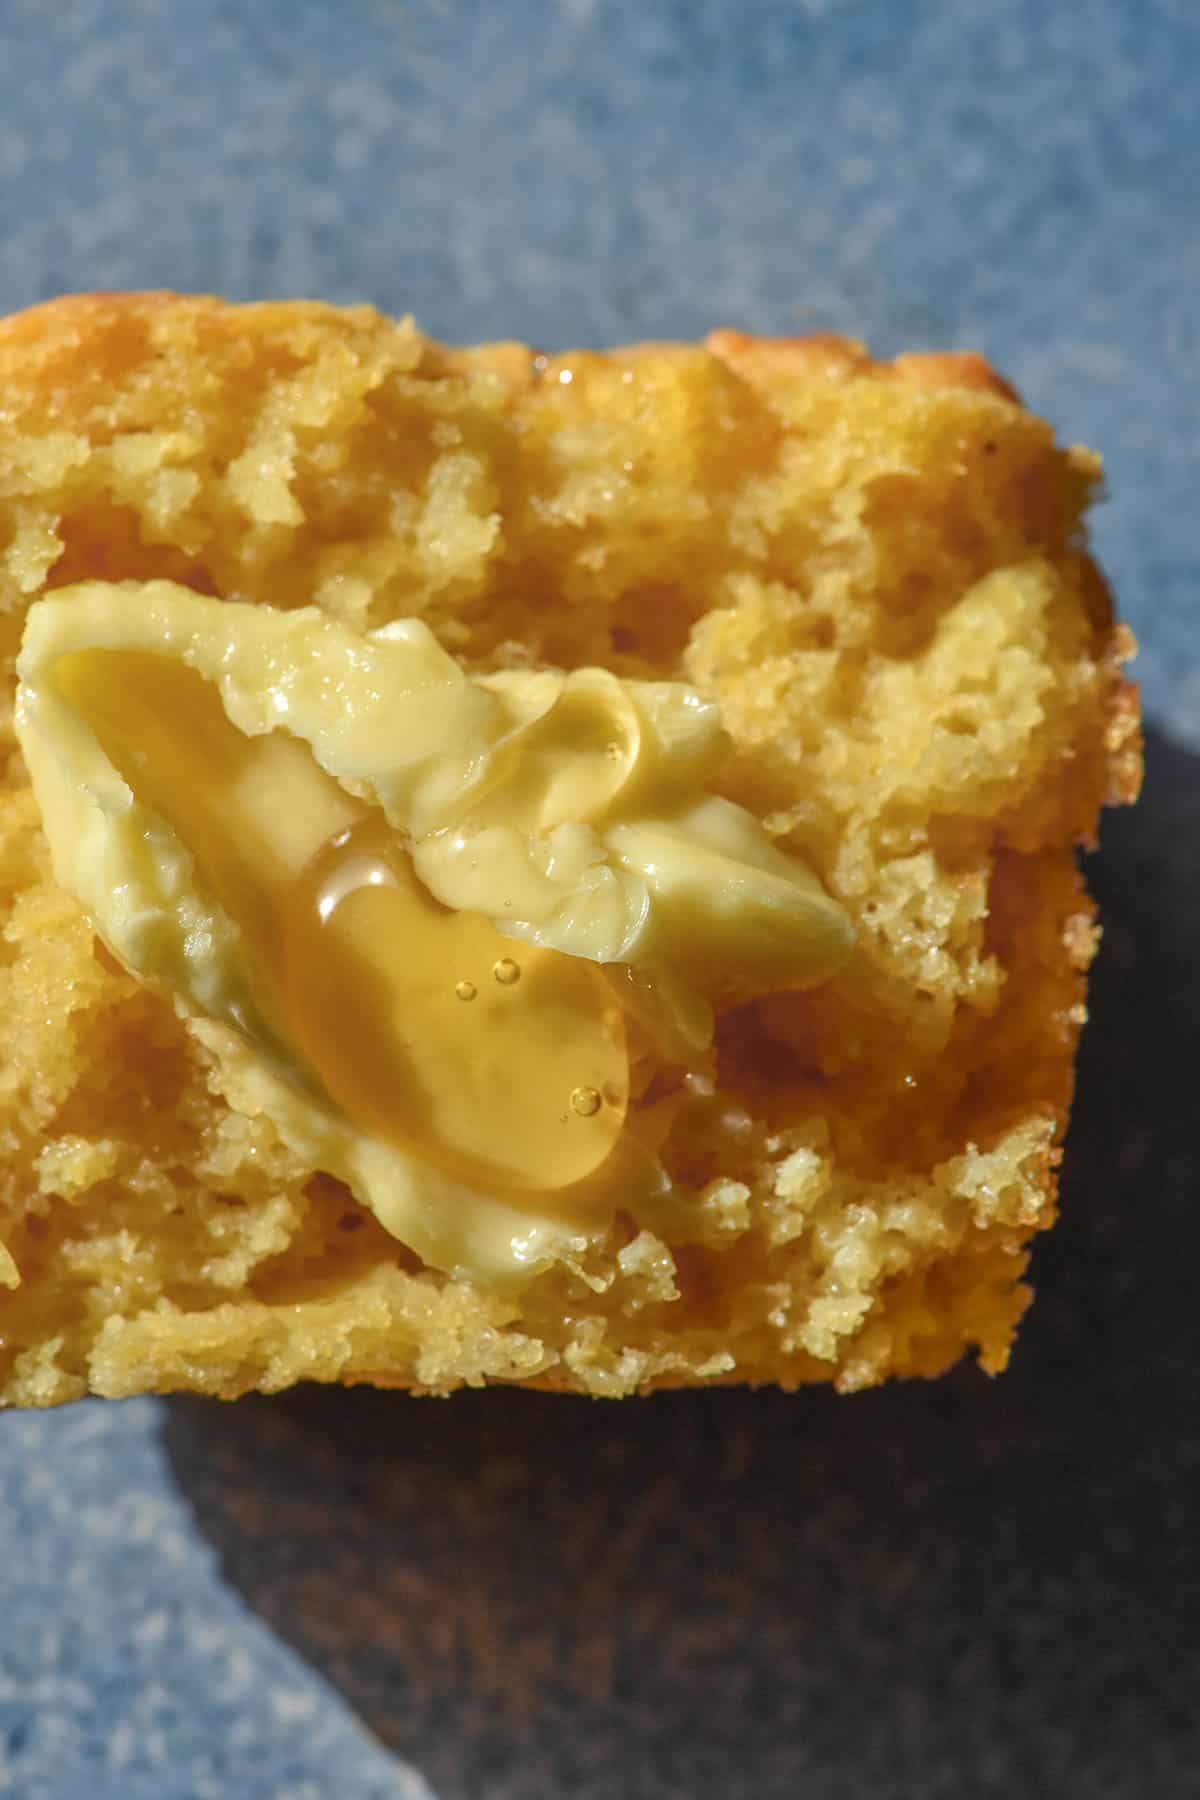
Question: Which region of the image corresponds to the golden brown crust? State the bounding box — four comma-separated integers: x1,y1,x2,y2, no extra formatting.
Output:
704,327,1023,403
1101,625,1143,805
705,327,874,382
889,348,1023,403
0,293,1140,1406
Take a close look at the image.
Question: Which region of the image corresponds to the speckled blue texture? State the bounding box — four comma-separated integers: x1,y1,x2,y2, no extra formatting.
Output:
0,4,1196,1796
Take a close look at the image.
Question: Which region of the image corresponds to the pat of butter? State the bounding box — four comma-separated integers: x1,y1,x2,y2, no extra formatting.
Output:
15,580,853,1283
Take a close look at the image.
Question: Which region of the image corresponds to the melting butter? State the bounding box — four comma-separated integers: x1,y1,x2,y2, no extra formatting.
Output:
16,579,853,1283
284,816,628,1194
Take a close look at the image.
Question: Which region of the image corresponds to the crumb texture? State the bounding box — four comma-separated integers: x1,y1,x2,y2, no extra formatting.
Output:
0,293,1138,1404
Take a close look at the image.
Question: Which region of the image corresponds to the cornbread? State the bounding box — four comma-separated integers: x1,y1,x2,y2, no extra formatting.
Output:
0,294,1139,1404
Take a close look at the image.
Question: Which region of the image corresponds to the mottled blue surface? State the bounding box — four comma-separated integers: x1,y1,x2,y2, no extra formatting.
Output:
1,0,1197,746
0,3,1196,1797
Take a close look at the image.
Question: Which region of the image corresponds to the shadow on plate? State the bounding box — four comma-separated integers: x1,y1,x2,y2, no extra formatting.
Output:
162,729,1199,1800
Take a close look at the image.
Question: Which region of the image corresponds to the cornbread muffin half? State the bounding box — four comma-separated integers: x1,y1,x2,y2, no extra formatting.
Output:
0,293,1138,1406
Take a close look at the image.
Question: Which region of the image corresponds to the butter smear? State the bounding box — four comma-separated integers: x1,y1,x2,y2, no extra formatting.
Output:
16,581,853,1282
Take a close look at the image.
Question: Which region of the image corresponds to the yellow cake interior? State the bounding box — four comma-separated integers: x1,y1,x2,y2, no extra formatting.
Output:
0,296,1139,1404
